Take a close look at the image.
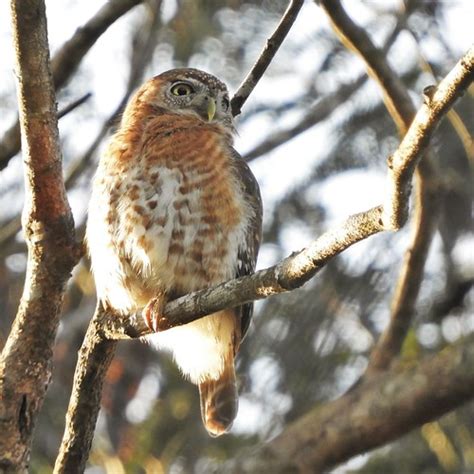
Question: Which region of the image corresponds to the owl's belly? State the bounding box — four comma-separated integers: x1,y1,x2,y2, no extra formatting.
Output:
87,162,247,313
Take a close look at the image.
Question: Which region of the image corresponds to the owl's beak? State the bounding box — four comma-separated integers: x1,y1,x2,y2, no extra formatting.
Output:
207,98,216,122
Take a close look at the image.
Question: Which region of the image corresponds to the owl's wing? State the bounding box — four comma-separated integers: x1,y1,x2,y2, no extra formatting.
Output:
231,149,263,340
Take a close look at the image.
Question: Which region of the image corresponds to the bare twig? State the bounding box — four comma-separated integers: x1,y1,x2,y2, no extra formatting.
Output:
242,4,413,163
226,333,474,473
0,0,80,470
0,0,144,169
103,46,473,340
57,92,92,119
230,0,304,117
244,75,366,162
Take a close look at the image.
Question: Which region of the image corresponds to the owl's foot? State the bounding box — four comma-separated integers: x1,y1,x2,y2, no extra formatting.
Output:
143,296,168,332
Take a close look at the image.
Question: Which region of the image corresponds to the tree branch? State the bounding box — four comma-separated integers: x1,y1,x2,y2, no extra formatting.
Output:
0,0,80,471
244,75,366,162
0,0,144,169
230,0,304,117
54,305,117,474
227,333,474,473
318,0,473,375
101,207,384,339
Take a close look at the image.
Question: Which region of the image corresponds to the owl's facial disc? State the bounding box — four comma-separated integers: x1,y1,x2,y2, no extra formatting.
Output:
165,78,231,127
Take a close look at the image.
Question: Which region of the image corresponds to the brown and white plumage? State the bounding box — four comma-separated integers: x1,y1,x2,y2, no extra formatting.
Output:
86,68,262,436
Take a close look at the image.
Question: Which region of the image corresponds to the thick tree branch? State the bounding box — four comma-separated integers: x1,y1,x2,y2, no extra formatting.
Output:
230,0,304,117
0,1,80,471
0,0,144,169
226,333,474,473
54,305,117,474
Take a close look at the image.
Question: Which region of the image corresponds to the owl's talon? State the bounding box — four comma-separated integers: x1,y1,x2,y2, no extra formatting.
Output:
143,297,165,332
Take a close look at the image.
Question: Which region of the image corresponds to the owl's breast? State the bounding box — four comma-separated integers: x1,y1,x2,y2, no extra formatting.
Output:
88,121,250,311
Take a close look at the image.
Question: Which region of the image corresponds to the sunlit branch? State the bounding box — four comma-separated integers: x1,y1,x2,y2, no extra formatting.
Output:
0,0,80,470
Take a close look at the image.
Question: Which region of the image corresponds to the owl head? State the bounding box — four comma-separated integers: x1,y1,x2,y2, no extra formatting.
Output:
133,68,234,132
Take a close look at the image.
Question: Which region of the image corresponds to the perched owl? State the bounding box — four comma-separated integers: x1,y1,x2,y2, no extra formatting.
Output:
86,68,262,436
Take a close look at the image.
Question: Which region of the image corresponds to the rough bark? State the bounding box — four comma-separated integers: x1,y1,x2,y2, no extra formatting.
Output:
0,1,80,471
54,306,117,474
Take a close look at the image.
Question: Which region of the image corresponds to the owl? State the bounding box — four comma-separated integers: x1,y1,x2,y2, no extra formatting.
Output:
86,68,262,436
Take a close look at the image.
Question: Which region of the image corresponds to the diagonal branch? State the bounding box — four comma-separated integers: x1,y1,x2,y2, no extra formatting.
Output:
0,0,144,170
318,0,466,375
0,0,80,470
227,333,474,473
101,207,384,339
54,305,117,474
230,0,304,117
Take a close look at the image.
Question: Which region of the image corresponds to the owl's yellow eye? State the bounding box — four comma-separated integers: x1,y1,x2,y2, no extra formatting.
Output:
171,83,194,96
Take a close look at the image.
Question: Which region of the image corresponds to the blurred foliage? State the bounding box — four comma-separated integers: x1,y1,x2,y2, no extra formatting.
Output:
1,0,473,473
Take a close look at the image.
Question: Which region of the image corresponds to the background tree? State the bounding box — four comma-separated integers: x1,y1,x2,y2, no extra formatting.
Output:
0,0,473,472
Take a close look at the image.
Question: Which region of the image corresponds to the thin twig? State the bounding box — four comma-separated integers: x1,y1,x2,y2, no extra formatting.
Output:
57,92,92,119
230,0,305,117
0,0,144,170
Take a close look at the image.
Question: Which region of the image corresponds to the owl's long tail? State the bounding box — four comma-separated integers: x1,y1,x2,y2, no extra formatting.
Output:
198,353,238,437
